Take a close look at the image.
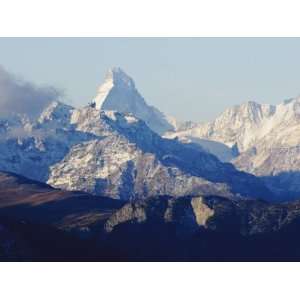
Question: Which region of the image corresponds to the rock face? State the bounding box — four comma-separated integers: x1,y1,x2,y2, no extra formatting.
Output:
104,194,300,236
93,67,175,134
229,98,300,199
104,196,216,235
2,67,299,202
0,99,272,202
169,98,300,200
2,172,300,261
48,106,272,201
164,101,275,162
101,194,300,261
0,101,91,182
166,101,276,153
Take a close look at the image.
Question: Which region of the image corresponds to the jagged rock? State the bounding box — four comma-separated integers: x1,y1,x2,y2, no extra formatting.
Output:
93,67,176,134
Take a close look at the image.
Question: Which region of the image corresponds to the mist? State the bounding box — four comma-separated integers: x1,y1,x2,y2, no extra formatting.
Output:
0,65,61,118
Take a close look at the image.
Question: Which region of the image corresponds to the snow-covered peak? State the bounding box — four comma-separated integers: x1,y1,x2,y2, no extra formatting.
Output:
218,101,275,125
106,67,135,88
92,67,175,135
170,94,300,158
94,67,135,110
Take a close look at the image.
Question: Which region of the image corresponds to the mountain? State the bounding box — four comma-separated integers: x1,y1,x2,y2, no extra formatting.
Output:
170,98,300,200
232,98,300,199
102,194,300,261
2,171,300,261
104,194,300,237
166,101,276,153
164,101,275,161
92,67,176,134
48,106,272,201
0,99,271,201
0,171,124,260
0,101,92,182
0,171,122,233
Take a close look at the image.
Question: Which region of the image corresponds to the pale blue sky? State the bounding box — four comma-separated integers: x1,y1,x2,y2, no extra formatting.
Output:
1,38,300,121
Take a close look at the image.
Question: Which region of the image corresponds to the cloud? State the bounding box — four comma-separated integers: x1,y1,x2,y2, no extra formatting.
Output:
0,65,61,119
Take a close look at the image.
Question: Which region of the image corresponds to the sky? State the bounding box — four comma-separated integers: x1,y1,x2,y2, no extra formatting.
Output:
0,37,300,122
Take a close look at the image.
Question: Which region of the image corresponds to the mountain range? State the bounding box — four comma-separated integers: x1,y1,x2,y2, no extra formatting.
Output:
2,66,300,260
2,67,300,203
0,68,273,202
1,170,300,261
92,68,300,202
167,98,300,200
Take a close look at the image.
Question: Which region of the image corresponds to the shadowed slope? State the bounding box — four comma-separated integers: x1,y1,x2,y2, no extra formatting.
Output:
0,171,123,232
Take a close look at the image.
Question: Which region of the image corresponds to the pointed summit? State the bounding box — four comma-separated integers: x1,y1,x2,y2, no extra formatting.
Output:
105,67,135,88
92,67,175,135
93,67,136,110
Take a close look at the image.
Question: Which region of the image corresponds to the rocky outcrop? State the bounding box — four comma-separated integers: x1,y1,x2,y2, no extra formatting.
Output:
104,195,300,236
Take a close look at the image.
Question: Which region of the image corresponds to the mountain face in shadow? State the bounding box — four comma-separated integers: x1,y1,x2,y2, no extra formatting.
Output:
0,171,124,261
0,171,123,235
0,71,275,203
101,195,300,261
0,100,273,201
2,171,300,261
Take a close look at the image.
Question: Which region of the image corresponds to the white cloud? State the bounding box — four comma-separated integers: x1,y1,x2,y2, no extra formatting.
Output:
0,65,61,118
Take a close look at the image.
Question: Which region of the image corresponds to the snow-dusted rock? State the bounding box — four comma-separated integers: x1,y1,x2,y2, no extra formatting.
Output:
230,98,300,199
173,97,300,200
0,100,271,201
167,101,277,153
0,101,91,181
48,106,272,201
92,67,176,135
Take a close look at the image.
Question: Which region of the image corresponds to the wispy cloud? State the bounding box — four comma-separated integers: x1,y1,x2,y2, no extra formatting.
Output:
0,65,61,118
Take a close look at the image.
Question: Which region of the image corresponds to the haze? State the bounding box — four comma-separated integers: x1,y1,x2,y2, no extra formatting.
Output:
1,37,300,121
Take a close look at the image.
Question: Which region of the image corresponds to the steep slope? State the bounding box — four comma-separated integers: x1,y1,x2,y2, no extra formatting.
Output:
0,96,272,201
0,100,272,202
168,97,300,200
0,171,123,233
0,101,92,182
229,98,300,199
105,195,300,236
167,101,276,153
169,98,300,154
231,107,300,198
0,171,125,261
47,106,271,201
92,67,175,134
3,172,300,261
102,195,300,261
